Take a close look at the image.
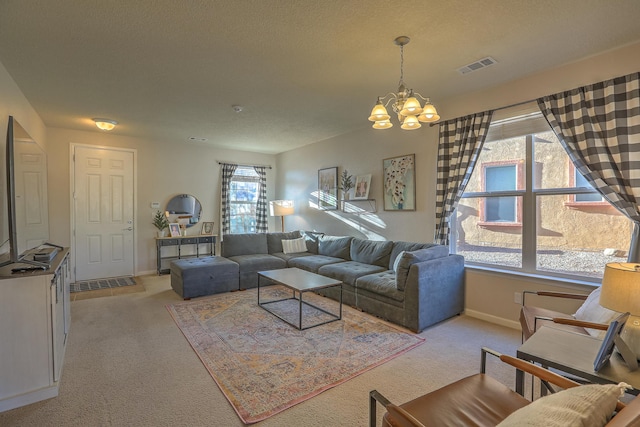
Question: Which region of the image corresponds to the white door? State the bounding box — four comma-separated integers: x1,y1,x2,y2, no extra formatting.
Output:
73,146,135,281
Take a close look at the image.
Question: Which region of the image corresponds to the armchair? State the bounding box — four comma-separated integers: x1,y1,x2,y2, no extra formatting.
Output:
369,347,639,427
519,289,616,342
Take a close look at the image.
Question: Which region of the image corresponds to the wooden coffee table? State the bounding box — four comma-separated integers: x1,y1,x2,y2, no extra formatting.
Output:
257,267,343,330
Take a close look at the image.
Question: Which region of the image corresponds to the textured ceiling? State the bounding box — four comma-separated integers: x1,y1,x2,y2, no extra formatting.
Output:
1,1,640,154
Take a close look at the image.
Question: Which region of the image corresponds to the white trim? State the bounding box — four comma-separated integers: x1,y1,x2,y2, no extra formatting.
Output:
464,309,521,331
69,143,138,283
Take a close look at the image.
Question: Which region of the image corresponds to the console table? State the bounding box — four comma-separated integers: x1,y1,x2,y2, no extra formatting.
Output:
155,235,217,275
516,326,640,395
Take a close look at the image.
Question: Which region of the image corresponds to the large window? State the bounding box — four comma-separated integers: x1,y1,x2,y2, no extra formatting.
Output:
452,106,632,281
228,167,260,234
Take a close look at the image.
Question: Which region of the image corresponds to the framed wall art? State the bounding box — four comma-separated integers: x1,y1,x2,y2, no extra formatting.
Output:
353,174,371,200
318,166,338,210
383,154,416,211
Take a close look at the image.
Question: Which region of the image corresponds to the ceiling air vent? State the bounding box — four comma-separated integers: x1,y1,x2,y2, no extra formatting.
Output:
457,56,497,75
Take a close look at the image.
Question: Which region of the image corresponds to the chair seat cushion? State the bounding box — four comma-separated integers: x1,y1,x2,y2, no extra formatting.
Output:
382,374,529,427
318,261,386,286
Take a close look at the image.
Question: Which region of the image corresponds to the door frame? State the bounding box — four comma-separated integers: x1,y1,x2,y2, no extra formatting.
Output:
69,143,138,283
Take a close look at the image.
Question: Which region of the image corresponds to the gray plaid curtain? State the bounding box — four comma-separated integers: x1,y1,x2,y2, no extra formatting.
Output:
434,111,493,245
253,166,268,233
537,72,640,262
220,163,237,236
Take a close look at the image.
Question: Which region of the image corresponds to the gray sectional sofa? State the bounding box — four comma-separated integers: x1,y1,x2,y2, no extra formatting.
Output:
215,231,464,332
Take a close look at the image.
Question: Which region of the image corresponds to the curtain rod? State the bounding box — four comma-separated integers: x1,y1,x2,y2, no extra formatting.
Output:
217,160,273,169
429,98,538,126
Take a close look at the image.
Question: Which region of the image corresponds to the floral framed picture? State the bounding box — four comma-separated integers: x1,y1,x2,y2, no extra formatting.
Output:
201,221,214,235
353,174,371,200
169,223,181,237
383,154,416,211
318,166,338,210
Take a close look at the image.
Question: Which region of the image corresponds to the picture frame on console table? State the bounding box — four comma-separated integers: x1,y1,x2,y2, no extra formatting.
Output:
318,166,338,210
169,223,181,237
201,222,214,235
383,154,415,211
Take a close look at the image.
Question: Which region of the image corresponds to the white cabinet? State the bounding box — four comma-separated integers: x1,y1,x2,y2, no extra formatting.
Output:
0,249,70,412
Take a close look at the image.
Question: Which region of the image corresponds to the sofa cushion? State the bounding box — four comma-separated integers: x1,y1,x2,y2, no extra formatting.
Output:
300,230,324,254
266,231,302,254
282,237,307,254
288,254,344,273
222,233,268,257
350,238,393,268
355,270,404,302
389,241,439,270
271,251,315,264
318,236,353,260
318,261,386,286
396,246,450,291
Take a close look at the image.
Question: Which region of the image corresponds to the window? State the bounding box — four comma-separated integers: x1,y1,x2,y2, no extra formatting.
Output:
452,104,633,281
228,167,260,234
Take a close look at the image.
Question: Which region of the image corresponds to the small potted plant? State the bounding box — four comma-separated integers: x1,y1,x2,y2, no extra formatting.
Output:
152,210,170,238
339,169,354,200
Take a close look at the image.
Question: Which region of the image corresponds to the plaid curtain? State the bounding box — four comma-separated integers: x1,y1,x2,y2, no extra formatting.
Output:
434,111,493,245
220,163,238,236
537,72,640,262
253,166,268,233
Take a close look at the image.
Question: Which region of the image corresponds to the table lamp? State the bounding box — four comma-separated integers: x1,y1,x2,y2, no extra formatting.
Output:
269,200,294,232
599,262,640,361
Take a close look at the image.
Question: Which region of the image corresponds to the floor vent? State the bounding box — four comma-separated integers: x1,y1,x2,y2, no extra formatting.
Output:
457,56,497,75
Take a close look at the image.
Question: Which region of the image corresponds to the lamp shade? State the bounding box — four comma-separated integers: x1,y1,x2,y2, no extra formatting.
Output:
372,120,393,129
368,102,390,122
399,96,423,116
599,263,640,315
269,200,294,217
400,115,421,130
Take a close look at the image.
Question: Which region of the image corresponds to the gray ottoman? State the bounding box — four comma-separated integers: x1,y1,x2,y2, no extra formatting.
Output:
170,256,239,299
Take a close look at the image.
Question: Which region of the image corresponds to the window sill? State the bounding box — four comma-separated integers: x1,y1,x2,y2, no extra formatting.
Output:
477,221,522,229
464,263,600,290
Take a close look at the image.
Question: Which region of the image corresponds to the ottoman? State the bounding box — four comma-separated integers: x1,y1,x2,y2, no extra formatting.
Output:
170,256,239,299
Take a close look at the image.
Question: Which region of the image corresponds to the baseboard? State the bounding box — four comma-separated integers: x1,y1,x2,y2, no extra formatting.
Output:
464,309,521,331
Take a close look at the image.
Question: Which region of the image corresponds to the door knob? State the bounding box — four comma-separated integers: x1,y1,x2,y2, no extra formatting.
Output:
123,227,133,231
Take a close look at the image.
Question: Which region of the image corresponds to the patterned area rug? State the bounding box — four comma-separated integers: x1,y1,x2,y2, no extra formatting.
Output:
70,276,136,293
166,287,424,424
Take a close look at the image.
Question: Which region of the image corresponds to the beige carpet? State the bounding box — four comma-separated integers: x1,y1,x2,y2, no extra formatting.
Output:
0,274,522,426
167,287,424,423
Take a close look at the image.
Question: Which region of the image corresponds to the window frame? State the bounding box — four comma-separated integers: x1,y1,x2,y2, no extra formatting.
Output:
228,167,261,234
452,129,626,284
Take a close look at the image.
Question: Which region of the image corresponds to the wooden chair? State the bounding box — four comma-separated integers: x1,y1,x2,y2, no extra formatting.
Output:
369,347,640,427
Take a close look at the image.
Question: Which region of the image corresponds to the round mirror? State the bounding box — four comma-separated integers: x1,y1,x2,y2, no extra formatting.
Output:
165,194,202,228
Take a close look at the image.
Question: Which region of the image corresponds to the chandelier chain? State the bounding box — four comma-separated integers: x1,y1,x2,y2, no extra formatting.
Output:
398,44,404,86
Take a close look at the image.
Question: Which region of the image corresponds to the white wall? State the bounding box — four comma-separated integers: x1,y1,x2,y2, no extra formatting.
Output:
46,128,277,275
276,41,640,328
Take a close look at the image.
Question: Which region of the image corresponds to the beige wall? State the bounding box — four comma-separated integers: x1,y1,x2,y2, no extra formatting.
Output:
276,41,640,328
46,128,276,275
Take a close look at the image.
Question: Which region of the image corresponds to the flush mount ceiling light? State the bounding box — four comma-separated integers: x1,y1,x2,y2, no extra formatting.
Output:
368,36,440,130
93,118,118,131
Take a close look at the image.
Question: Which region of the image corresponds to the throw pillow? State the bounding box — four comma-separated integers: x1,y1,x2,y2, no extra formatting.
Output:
497,383,628,427
574,288,620,338
282,237,307,254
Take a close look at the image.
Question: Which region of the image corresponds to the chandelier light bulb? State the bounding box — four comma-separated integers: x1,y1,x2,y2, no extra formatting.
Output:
400,115,421,130
368,101,390,122
372,120,393,129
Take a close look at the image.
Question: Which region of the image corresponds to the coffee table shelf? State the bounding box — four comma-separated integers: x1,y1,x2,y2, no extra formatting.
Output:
257,268,343,330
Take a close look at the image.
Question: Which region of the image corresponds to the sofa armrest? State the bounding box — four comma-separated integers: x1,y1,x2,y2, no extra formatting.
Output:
403,254,465,332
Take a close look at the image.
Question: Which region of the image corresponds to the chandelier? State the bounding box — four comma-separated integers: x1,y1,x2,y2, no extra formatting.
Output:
368,36,440,130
